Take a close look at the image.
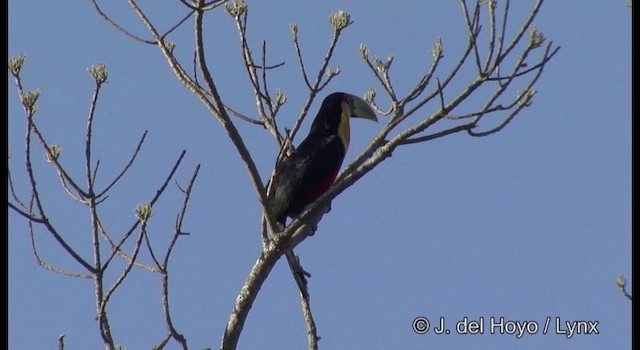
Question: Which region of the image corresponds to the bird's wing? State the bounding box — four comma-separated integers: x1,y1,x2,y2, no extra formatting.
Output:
272,135,345,223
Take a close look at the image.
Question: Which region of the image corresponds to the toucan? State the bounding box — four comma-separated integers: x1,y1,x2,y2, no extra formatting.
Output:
271,92,378,226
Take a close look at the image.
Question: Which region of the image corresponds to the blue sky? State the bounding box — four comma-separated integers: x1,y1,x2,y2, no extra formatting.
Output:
8,1,631,349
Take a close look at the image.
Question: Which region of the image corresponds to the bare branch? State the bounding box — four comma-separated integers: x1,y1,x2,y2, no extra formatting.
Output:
163,164,200,267
461,0,484,74
103,150,187,270
85,74,103,193
220,220,324,350
10,71,88,200
497,0,511,63
27,210,92,278
386,28,477,131
229,6,270,112
126,0,274,223
486,44,559,82
291,24,313,90
284,248,320,350
228,6,284,143
496,0,546,66
471,43,557,133
100,223,147,318
97,216,159,272
91,0,156,44
467,96,529,137
484,0,498,72
91,160,101,190
23,117,95,273
223,104,263,124
159,268,188,349
154,334,172,350
8,166,28,211
261,41,274,114
95,131,148,198
8,202,43,222
192,2,275,224
161,10,195,40
285,250,311,298
153,165,200,350
221,242,281,350
402,38,444,105
300,291,319,350
361,48,398,103
58,334,65,350
29,122,88,200
400,123,476,145
616,274,632,301
144,227,164,269
288,14,350,142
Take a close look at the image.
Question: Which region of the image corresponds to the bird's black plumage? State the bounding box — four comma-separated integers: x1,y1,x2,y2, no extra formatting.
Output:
270,92,377,225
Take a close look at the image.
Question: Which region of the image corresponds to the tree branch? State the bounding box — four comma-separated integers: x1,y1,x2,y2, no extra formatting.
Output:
95,131,148,199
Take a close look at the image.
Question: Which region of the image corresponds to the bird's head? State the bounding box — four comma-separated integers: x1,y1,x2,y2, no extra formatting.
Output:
309,92,378,149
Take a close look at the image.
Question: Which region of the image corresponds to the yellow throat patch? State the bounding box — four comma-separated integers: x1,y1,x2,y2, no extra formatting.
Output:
338,102,351,150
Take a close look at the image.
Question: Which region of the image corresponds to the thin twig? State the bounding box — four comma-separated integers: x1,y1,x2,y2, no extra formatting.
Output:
233,8,270,115
461,0,483,74
163,164,200,267
292,29,313,89
261,41,274,115
10,71,88,200
8,202,43,222
402,43,443,104
102,150,188,270
399,123,476,145
91,0,156,44
144,228,163,269
486,45,559,82
154,334,172,350
103,222,149,295
29,122,88,200
471,41,557,130
495,0,545,66
85,75,103,192
8,167,28,210
288,24,348,142
161,10,195,40
27,208,91,278
97,216,158,272
58,334,65,350
619,283,633,301
23,116,95,272
224,104,263,124
98,223,147,326
230,12,284,143
156,165,200,350
496,0,510,62
484,0,497,73
95,131,148,198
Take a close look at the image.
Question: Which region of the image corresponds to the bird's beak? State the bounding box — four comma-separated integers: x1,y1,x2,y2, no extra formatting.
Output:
347,94,378,122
